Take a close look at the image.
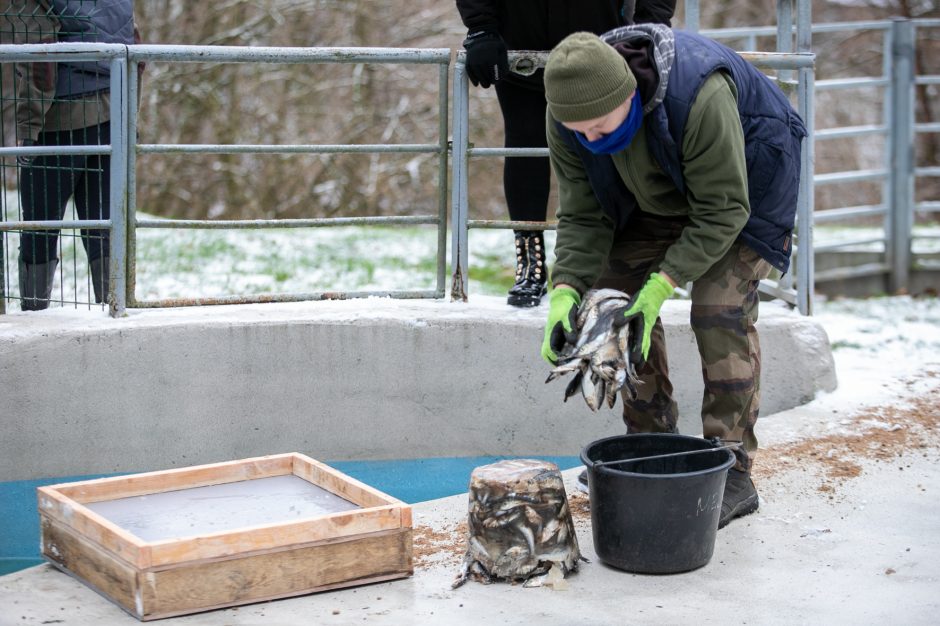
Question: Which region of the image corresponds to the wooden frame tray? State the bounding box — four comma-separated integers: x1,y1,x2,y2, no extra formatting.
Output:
37,453,413,621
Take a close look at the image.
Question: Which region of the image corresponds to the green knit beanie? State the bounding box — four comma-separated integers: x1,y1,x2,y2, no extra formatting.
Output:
544,32,637,123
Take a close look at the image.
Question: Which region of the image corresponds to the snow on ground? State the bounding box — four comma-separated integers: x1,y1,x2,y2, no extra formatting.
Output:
813,295,940,405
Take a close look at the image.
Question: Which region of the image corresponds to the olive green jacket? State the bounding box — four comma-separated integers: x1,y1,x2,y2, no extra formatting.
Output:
547,72,750,293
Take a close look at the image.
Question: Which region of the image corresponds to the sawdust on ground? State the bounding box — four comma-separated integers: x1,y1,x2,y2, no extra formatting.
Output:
411,371,940,569
413,521,468,569
753,370,940,500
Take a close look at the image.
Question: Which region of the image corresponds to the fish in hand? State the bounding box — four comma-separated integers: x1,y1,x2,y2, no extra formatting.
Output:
545,288,642,411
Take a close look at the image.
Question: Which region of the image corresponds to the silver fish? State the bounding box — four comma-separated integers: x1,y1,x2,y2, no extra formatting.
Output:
546,288,642,411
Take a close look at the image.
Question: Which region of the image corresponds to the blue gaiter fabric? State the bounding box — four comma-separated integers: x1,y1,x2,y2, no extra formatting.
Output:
575,95,643,155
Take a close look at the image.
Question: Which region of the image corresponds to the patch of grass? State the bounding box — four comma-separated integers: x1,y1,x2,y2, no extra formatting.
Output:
830,340,863,350
467,262,515,296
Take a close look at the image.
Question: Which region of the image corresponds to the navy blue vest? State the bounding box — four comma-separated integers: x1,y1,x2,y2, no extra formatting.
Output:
557,30,806,274
52,0,135,98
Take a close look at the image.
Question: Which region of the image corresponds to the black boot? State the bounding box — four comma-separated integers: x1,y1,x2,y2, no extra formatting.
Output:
507,231,547,308
90,256,110,305
19,258,58,311
718,468,760,529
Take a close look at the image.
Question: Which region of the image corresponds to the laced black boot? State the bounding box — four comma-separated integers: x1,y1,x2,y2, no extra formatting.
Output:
718,468,760,529
19,258,58,311
507,230,547,308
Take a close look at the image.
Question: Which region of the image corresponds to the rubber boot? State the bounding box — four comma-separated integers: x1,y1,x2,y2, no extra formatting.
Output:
507,231,547,308
19,258,58,311
90,256,110,305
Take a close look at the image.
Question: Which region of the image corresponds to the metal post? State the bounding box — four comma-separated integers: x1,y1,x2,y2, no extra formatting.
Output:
795,0,813,314
108,56,128,317
880,26,893,289
436,62,450,298
0,217,5,314
450,52,470,302
888,18,915,294
776,0,793,83
127,55,139,307
795,0,812,54
796,63,816,315
684,0,700,32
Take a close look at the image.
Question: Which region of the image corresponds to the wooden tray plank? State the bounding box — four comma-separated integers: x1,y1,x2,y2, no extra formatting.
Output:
38,488,150,568
140,528,413,620
141,572,410,621
292,453,402,508
50,454,294,504
146,504,405,567
41,516,140,616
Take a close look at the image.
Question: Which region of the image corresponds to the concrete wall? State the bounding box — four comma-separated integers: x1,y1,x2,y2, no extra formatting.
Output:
0,298,837,481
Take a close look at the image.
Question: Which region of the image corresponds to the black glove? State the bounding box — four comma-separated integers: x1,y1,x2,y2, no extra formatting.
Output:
462,30,508,89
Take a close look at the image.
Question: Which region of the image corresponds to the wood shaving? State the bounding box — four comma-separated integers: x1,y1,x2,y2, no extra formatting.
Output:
412,522,467,569
754,370,940,497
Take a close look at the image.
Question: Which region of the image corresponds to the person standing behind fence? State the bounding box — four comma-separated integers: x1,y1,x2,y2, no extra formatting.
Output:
455,1,676,307
4,0,138,310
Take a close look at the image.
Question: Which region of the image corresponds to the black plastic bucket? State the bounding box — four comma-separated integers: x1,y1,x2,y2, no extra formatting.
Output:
580,433,735,574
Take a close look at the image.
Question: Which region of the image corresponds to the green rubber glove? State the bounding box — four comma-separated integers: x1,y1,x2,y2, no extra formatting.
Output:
541,286,581,364
616,273,675,365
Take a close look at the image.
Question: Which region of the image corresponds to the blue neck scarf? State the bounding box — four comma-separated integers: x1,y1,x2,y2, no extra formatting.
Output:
575,95,643,155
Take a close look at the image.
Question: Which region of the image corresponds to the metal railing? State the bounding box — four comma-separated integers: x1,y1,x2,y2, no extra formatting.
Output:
124,45,451,313
1,11,935,317
0,44,451,316
703,18,940,292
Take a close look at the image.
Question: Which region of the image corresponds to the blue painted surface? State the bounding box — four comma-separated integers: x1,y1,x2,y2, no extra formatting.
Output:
0,455,580,577
0,473,112,576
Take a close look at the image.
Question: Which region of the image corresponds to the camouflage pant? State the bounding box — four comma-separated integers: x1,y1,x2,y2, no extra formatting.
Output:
593,212,772,471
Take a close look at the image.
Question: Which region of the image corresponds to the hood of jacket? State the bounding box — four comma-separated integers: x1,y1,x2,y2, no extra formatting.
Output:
600,24,676,114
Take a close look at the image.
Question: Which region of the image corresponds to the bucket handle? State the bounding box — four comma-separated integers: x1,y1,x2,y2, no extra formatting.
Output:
592,442,742,470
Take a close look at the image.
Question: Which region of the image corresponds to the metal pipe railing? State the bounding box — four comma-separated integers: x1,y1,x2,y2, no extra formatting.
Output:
124,45,452,311
0,44,452,315
2,12,937,314
706,17,939,295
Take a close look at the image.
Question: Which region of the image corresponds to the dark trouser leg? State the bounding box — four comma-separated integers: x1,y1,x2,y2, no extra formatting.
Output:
73,123,110,263
494,81,550,223
593,212,688,434
690,243,772,472
73,123,111,304
19,129,83,266
18,128,82,309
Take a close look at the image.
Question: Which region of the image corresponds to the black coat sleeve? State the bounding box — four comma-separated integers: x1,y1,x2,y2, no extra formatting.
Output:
456,0,500,34
631,0,677,26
